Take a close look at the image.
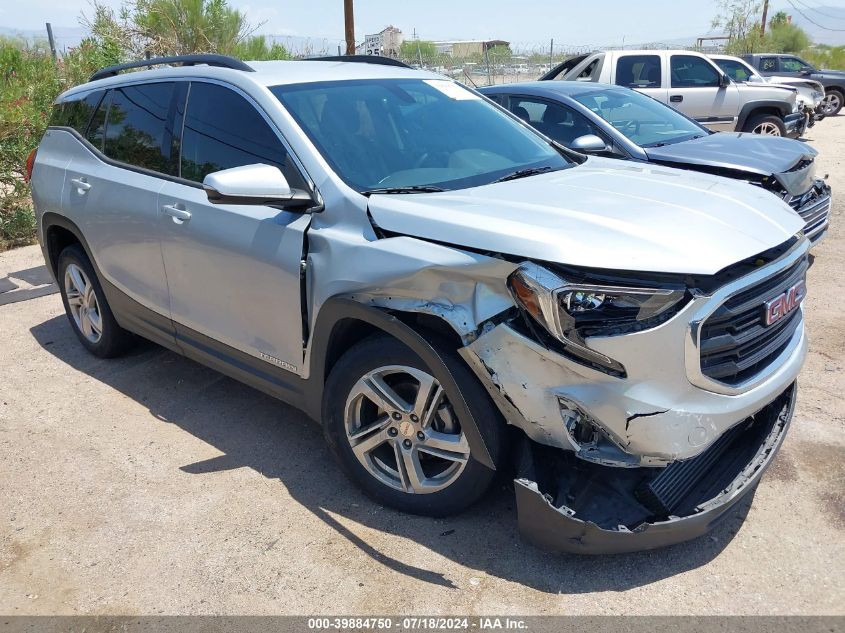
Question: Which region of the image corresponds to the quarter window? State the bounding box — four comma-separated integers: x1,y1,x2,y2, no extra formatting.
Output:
615,55,661,88
85,91,110,151
50,91,105,135
180,82,303,187
103,82,175,173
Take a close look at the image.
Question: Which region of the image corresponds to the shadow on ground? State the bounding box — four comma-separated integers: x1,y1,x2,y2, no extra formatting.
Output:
30,314,751,594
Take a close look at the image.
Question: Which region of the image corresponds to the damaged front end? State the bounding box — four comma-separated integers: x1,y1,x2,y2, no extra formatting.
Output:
514,384,795,554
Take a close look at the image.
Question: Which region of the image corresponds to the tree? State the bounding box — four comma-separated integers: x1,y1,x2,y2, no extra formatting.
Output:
769,22,810,53
711,0,767,54
769,10,790,29
400,40,436,60
81,0,288,60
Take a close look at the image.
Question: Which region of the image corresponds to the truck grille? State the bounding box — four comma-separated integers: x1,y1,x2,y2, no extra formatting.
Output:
787,189,831,242
699,256,807,386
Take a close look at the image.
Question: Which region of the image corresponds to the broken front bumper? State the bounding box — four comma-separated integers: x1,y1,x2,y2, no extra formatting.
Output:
515,383,795,554
785,112,806,138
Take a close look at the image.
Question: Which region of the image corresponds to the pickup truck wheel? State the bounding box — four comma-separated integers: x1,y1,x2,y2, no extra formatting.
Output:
58,244,134,358
744,114,785,136
322,333,505,517
821,89,843,116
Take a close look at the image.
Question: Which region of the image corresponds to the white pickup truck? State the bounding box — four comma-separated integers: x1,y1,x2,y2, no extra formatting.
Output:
541,49,805,137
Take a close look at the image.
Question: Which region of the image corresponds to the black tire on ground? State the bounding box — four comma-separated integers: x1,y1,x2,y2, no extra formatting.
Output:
823,89,843,117
57,244,135,358
322,333,507,517
742,113,786,136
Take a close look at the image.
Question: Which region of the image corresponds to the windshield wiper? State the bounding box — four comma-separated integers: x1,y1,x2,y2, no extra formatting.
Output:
493,166,553,183
362,185,445,196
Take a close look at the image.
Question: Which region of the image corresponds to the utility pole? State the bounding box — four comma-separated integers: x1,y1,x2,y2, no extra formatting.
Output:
761,0,770,36
344,0,355,55
549,38,554,69
45,23,57,61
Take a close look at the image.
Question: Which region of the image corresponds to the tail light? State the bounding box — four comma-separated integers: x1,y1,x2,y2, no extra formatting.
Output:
24,148,37,183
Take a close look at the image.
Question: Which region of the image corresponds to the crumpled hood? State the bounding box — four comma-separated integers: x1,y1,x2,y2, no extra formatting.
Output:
367,158,805,276
645,132,817,177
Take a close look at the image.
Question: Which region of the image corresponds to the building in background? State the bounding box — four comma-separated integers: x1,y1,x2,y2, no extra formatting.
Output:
357,25,404,57
433,39,510,57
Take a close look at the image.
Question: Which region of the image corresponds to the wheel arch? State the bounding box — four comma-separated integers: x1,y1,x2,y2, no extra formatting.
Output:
306,297,495,469
41,213,96,279
737,101,790,130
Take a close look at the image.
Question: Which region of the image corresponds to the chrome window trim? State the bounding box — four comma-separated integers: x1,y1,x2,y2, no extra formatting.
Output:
684,236,810,396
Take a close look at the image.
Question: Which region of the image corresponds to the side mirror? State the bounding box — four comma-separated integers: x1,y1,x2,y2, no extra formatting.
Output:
800,68,812,76
570,134,607,153
719,73,732,88
202,164,314,210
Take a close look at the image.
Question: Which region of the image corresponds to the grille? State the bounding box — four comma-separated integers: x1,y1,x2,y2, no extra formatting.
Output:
786,189,831,241
699,256,807,386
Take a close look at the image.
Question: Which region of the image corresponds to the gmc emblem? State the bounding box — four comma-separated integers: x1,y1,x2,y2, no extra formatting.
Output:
764,280,806,326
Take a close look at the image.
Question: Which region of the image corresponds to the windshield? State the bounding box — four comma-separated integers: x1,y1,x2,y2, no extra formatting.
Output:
271,78,570,192
571,88,708,147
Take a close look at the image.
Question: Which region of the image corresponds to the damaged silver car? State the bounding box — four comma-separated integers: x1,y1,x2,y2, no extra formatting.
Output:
30,55,809,554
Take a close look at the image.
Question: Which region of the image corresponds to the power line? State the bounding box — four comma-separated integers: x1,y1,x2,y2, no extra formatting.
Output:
792,0,845,20
785,0,845,30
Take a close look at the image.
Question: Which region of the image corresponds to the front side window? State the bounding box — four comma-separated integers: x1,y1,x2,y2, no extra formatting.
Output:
615,55,661,88
103,82,174,173
271,78,570,192
760,57,778,72
781,57,812,72
509,97,602,147
670,55,720,88
572,88,706,147
715,58,755,82
180,82,303,187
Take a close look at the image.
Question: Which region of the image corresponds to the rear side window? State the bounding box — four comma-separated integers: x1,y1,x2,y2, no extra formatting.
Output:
615,55,661,88
103,82,175,173
50,91,105,134
179,82,303,187
670,55,720,88
760,57,778,72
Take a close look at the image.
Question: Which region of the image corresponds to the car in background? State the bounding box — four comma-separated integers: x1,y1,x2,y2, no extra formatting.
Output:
480,81,831,243
711,54,825,128
541,49,805,137
742,53,845,117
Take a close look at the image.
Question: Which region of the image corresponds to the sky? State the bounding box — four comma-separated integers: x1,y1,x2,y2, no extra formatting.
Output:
2,0,843,52
0,0,723,50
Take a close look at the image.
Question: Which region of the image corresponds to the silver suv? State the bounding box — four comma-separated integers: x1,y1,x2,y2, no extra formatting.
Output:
31,55,808,554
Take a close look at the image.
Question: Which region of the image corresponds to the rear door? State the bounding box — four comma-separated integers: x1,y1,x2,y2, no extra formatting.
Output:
612,53,668,104
62,81,176,330
668,54,739,131
157,80,311,375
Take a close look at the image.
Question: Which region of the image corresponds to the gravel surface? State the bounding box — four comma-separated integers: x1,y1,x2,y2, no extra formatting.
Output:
1,117,843,616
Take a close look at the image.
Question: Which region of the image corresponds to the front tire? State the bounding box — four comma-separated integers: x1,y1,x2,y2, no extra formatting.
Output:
743,113,785,136
821,89,843,117
322,333,506,517
58,244,134,358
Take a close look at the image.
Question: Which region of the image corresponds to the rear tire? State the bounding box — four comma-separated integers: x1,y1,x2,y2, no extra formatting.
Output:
322,333,506,517
743,114,785,136
58,244,134,358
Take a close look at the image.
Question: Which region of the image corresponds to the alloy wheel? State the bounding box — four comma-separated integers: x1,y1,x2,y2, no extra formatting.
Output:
752,121,782,136
64,263,103,343
344,365,469,494
821,92,841,116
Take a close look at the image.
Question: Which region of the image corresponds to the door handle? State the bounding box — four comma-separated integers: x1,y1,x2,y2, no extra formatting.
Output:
70,177,91,192
161,204,192,223
670,95,684,103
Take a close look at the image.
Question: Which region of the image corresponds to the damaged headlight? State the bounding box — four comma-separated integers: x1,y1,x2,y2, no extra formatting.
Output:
508,262,688,375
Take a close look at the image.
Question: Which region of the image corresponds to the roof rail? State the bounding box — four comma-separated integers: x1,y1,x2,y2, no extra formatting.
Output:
89,54,254,82
306,55,412,69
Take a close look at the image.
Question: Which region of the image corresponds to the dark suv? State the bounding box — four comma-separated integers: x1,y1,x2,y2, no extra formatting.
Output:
743,53,845,116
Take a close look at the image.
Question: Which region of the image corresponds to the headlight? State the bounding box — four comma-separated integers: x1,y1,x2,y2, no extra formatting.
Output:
508,262,688,375
792,99,801,113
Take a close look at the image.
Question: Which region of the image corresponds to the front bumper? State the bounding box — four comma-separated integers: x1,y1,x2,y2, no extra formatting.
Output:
785,112,806,138
514,383,795,554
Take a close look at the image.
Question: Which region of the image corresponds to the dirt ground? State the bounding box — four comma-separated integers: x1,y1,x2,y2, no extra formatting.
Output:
1,117,843,617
